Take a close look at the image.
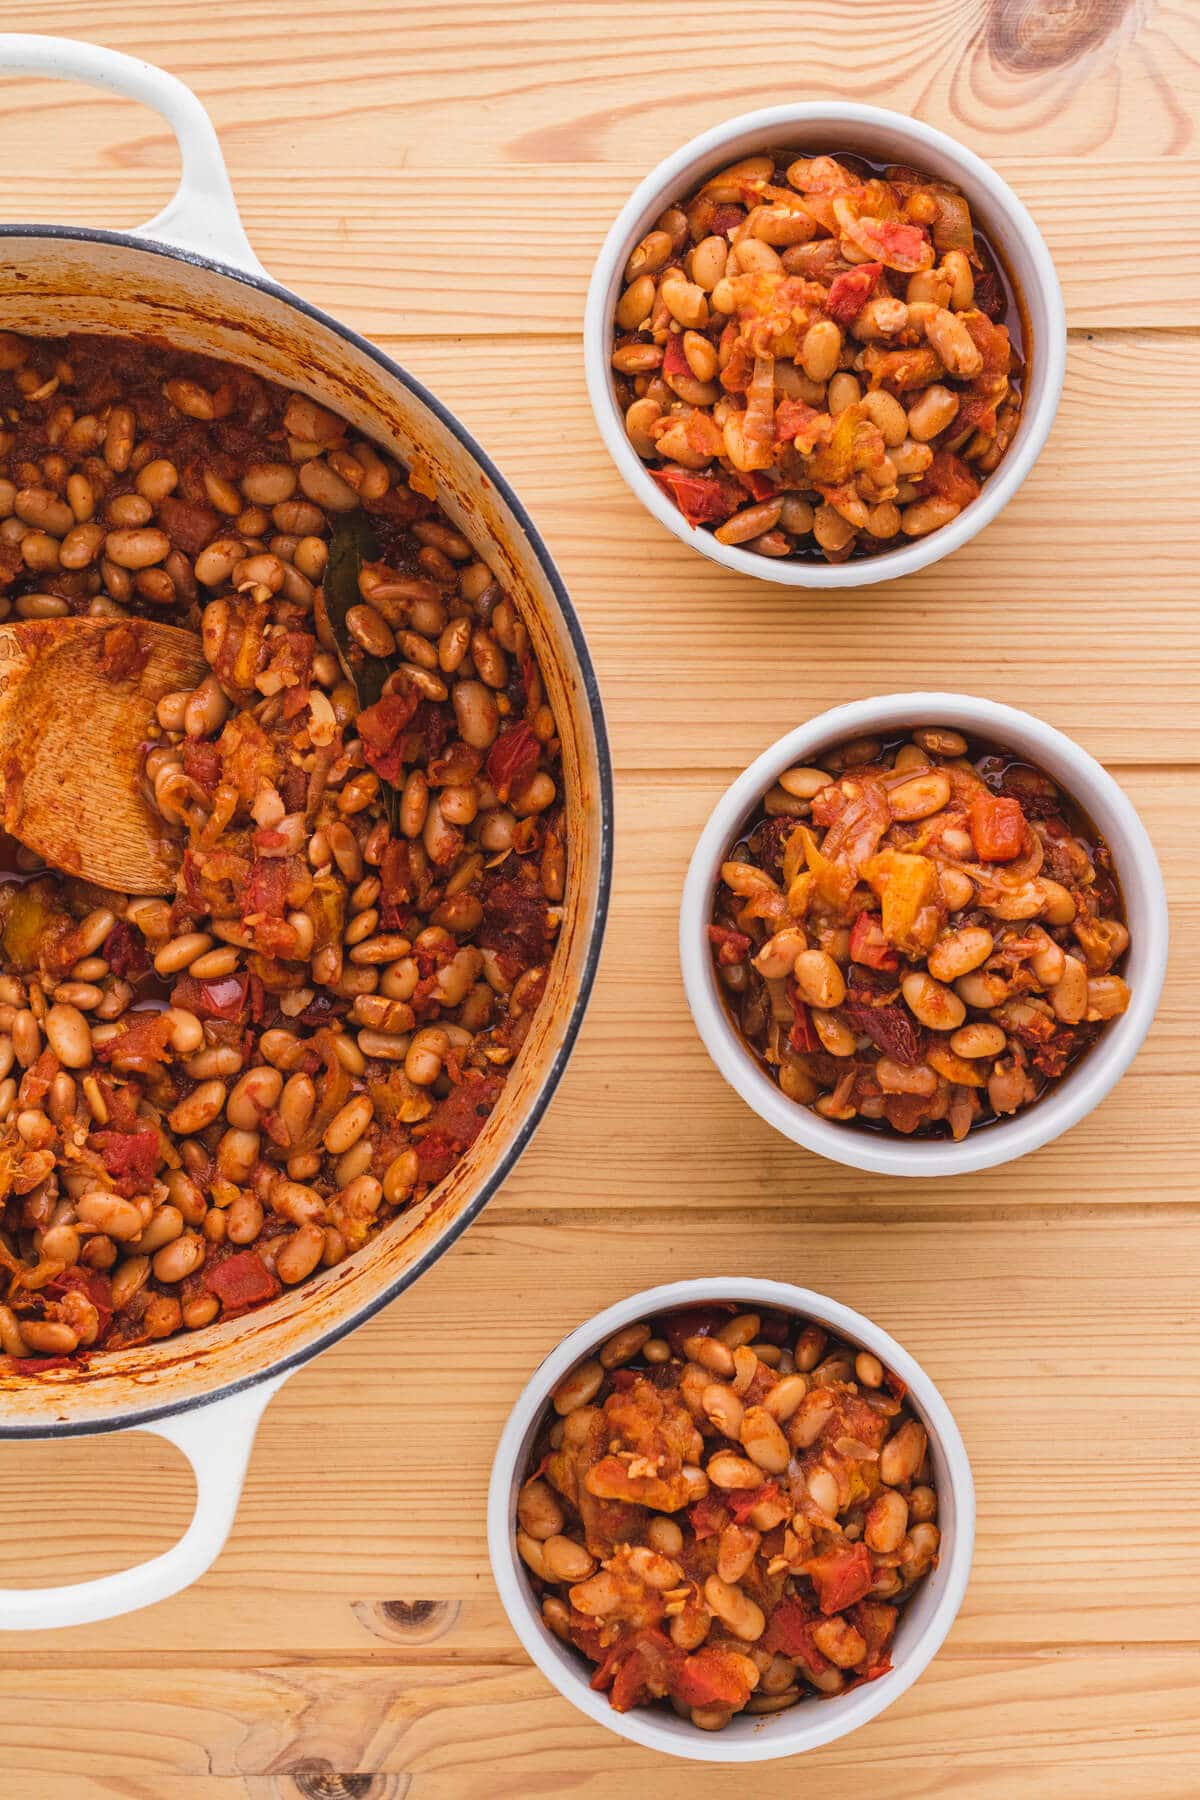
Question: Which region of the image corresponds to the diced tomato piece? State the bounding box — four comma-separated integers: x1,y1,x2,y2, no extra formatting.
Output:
412,1075,505,1183
735,469,777,502
46,1267,114,1344
809,784,845,828
774,396,818,440
649,468,741,527
848,1599,898,1681
594,1628,677,1713
100,622,151,683
90,1128,159,1196
719,335,754,396
707,923,751,967
688,1492,730,1541
478,876,550,977
919,447,980,510
102,921,149,979
486,722,541,803
847,217,932,272
93,1010,174,1068
787,984,817,1053
357,686,422,782
825,263,882,327
849,910,899,971
842,989,924,1067
171,972,250,1022
181,738,221,793
805,1541,874,1615
240,858,289,917
661,333,690,380
658,1303,737,1356
729,1479,779,1525
671,1644,755,1711
969,791,1026,861
763,1598,831,1677
379,836,416,909
883,1368,907,1401
710,204,745,236
205,1251,280,1315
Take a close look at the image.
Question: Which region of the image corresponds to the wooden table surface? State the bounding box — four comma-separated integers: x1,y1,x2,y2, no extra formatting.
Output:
1,3,1197,1795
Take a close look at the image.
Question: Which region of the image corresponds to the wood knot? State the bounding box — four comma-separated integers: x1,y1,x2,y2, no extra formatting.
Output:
283,1763,408,1800
351,1596,461,1644
986,0,1137,73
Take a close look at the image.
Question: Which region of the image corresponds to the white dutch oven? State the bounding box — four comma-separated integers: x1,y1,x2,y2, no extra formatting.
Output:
0,36,612,1628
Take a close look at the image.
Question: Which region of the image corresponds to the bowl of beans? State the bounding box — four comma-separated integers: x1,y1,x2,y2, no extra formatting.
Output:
681,694,1168,1177
489,1278,973,1762
585,103,1065,586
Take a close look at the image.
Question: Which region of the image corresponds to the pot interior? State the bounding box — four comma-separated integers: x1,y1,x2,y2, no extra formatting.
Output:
0,232,610,1433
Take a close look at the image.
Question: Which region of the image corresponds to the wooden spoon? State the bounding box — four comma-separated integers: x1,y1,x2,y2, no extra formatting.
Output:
0,616,206,894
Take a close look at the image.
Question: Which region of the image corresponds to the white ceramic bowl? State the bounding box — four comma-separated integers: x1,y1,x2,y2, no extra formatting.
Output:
488,1277,974,1763
680,693,1169,1177
584,103,1066,588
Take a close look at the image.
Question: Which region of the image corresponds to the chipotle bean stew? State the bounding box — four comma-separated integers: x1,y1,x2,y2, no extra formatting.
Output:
518,1303,937,1729
0,330,564,1366
709,728,1130,1139
613,151,1023,562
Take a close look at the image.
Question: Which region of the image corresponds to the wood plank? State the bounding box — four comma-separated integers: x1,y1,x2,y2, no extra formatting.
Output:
1,1214,1196,1657
493,763,1196,1213
315,334,1198,766
0,1649,1196,1791
0,162,1195,333
0,5,1196,1791
2,0,1198,174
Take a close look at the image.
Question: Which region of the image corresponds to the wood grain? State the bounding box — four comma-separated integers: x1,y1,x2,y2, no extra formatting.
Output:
328,335,1200,765
1,1214,1197,1660
0,162,1195,333
1,1648,1198,1793
0,2,1197,1795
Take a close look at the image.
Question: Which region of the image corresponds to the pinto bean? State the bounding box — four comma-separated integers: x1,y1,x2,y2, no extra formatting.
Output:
792,949,845,1010
542,1535,595,1582
552,1358,604,1415
928,926,994,982
703,1575,765,1642
168,1080,228,1135
276,1221,325,1284
880,1418,928,1486
901,970,966,1031
706,1450,765,1489
598,1322,652,1368
866,1488,910,1553
702,1382,744,1440
517,1478,564,1541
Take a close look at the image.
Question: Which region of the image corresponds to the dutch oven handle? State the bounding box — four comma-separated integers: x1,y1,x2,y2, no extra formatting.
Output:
0,35,283,1632
0,33,266,275
0,1374,287,1629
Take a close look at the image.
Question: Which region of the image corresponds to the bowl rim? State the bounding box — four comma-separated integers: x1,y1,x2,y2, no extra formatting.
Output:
487,1275,976,1763
0,223,615,1438
583,100,1067,589
679,692,1169,1177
